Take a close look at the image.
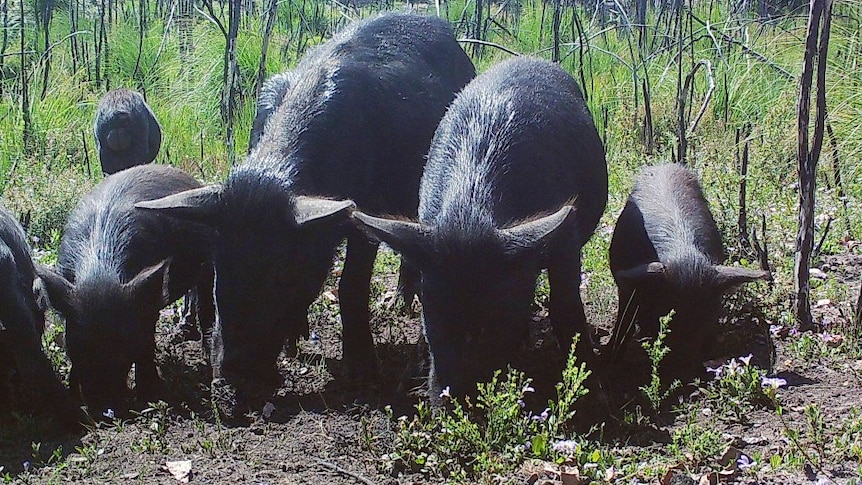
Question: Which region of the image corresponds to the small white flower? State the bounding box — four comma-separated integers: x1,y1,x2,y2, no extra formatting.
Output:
552,440,578,455
761,377,788,389
521,385,535,394
102,408,115,419
725,359,741,376
739,353,753,366
439,386,451,399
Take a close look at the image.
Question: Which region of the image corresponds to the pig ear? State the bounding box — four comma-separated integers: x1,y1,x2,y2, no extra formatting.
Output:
125,259,171,310
292,196,355,226
615,262,667,282
147,116,162,162
714,265,771,292
33,264,75,317
499,205,576,253
135,185,222,225
352,211,429,264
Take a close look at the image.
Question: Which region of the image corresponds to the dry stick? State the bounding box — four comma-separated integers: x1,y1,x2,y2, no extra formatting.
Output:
794,0,832,332
149,0,179,73
195,0,227,38
687,10,794,80
456,38,520,57
642,78,654,154
314,459,377,485
684,59,714,135
751,213,772,277
813,216,833,258
80,131,92,178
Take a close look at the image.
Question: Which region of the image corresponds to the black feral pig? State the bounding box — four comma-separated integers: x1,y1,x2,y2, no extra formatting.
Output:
248,72,291,152
353,57,608,400
36,165,214,417
0,205,85,429
247,71,421,311
608,163,769,379
136,13,475,411
94,88,162,175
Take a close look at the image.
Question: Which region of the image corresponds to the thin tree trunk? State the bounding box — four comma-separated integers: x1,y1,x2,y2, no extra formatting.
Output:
40,0,52,100
794,0,832,332
254,0,278,101
21,0,33,152
132,0,146,89
473,0,483,56
69,0,78,74
222,0,241,165
0,0,7,97
551,0,561,63
737,124,751,251
675,0,686,165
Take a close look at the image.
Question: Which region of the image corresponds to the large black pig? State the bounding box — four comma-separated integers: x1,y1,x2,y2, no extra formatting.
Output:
608,163,769,378
353,57,608,400
247,70,421,311
136,13,476,405
37,165,214,416
0,205,84,429
94,88,162,175
248,72,292,152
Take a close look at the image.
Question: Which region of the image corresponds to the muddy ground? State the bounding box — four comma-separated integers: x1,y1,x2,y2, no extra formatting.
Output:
1,250,861,484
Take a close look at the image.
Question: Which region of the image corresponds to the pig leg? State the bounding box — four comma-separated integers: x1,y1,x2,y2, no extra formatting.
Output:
195,265,215,363
179,290,200,340
396,258,420,315
548,251,597,368
135,336,164,401
338,231,379,378
6,311,84,429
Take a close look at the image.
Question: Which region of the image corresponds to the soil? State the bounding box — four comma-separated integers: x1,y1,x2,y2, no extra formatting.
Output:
1,248,861,484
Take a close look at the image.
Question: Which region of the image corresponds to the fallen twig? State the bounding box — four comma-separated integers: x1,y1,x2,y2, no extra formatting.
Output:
315,459,377,485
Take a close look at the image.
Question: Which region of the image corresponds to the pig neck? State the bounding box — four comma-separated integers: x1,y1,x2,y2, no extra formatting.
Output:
424,94,519,236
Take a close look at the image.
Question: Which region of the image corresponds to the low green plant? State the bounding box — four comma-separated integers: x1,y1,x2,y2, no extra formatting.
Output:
787,331,846,363
384,337,597,481
639,311,681,411
130,401,172,454
701,354,777,421
668,410,725,467
834,407,862,462
804,404,827,465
